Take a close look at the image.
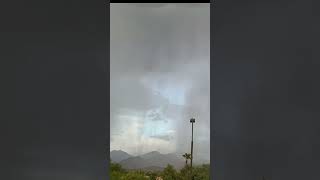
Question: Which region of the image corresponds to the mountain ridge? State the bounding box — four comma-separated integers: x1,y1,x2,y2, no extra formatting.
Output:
111,150,185,170
110,150,133,163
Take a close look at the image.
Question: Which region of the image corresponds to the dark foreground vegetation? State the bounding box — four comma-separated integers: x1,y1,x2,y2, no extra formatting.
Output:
110,161,210,180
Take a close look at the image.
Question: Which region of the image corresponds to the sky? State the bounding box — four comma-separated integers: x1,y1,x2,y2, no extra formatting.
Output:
110,3,210,162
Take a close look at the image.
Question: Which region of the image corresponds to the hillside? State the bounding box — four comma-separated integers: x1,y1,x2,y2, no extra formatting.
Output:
110,150,133,163
112,150,185,170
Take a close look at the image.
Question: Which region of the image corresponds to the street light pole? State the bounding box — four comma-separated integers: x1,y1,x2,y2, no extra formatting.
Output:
190,118,195,179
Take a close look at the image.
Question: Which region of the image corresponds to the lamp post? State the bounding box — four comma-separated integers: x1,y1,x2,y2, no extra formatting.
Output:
190,118,195,168
190,117,195,179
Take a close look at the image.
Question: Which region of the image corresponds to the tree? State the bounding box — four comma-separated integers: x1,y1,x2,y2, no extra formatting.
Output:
192,164,210,180
145,171,159,180
178,164,210,180
179,164,192,179
110,162,127,180
182,153,191,166
161,164,179,180
110,171,123,180
110,162,126,173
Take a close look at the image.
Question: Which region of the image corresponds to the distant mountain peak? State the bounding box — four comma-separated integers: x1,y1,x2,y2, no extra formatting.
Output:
148,151,161,154
141,151,162,159
118,150,185,170
110,150,123,153
110,149,131,154
110,150,133,163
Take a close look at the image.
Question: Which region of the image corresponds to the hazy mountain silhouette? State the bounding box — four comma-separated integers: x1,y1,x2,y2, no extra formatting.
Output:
142,166,165,172
110,150,133,163
140,151,162,159
112,150,185,170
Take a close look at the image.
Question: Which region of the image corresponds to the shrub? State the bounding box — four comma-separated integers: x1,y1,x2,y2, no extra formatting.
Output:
161,164,180,180
178,164,210,180
110,162,126,173
109,162,210,180
121,171,148,180
145,171,159,180
110,171,123,180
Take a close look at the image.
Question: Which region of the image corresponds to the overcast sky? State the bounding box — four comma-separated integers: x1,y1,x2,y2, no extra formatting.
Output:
110,3,210,162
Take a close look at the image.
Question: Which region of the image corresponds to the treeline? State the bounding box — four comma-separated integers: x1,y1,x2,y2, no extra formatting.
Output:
110,162,210,180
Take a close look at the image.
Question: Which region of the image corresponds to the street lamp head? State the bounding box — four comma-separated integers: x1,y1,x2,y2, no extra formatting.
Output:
190,118,195,123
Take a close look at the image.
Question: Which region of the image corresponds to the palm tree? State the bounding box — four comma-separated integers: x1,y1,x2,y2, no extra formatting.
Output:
182,153,192,166
182,153,188,165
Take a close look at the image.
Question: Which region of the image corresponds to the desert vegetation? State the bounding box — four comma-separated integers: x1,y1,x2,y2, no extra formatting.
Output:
110,161,210,180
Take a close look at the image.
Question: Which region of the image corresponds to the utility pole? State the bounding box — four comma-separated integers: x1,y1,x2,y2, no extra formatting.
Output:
190,118,195,180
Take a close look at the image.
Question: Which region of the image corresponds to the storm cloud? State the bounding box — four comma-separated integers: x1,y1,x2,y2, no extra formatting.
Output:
110,3,210,162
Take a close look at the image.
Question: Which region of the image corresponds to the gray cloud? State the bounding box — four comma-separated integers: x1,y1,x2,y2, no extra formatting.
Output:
120,3,210,8
150,134,173,141
110,3,210,161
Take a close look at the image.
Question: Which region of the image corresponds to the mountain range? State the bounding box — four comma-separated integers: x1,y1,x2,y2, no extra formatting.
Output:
110,150,185,171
